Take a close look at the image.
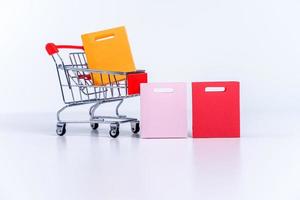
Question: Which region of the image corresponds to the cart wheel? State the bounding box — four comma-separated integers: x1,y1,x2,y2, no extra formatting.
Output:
131,121,140,134
56,123,66,136
109,123,120,138
90,123,99,130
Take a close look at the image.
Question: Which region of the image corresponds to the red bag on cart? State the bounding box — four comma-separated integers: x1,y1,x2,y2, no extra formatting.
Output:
192,81,240,138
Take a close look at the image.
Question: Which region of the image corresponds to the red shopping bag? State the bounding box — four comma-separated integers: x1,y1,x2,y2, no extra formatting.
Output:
192,81,240,138
127,72,148,95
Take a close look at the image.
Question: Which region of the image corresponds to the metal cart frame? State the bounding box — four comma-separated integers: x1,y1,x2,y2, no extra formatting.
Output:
45,43,145,137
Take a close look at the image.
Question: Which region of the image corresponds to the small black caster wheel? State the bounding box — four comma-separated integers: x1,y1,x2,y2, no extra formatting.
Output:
131,121,140,134
109,123,120,138
90,123,99,130
56,123,66,136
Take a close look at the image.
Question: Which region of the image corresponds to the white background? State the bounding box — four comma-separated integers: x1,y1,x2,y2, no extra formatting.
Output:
1,1,300,199
2,0,300,136
1,0,300,115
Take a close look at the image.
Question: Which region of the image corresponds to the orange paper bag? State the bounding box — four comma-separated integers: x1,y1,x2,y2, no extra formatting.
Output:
81,26,136,85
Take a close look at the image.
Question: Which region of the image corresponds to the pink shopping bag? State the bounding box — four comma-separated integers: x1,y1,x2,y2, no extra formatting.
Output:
140,83,187,138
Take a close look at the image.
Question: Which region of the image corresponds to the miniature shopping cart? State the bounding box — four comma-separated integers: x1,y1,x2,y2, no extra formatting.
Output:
45,43,147,137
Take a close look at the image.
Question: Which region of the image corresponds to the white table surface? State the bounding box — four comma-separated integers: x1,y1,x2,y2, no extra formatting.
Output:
0,113,299,200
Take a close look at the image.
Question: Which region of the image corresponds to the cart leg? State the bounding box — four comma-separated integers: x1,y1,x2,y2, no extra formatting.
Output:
115,99,126,118
56,105,71,136
57,103,86,122
89,101,102,117
57,105,71,122
89,102,103,130
56,103,86,136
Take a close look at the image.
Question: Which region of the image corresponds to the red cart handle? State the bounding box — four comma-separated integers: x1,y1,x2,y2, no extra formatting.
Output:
45,43,84,55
